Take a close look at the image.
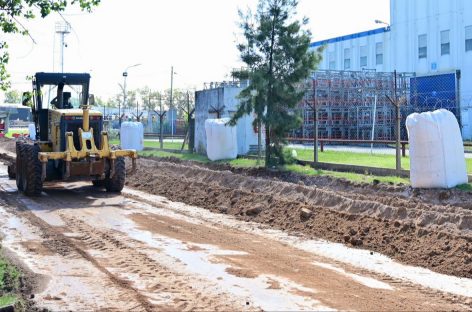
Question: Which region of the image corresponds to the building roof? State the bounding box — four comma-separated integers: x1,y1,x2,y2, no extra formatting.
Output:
310,27,390,48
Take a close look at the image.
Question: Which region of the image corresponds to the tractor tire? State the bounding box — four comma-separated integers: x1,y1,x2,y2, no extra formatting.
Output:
21,144,43,196
7,165,15,180
92,179,106,188
15,142,24,192
105,157,125,192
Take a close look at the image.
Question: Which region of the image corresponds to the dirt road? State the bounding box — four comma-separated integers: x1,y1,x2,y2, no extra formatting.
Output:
0,162,471,311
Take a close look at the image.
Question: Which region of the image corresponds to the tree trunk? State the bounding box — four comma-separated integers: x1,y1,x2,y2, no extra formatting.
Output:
159,116,164,149
258,119,262,163
264,9,277,167
181,131,188,151
265,124,270,166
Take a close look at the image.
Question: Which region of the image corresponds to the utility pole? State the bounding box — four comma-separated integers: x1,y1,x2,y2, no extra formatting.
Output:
170,66,175,141
386,70,402,173
121,63,142,126
121,73,127,126
55,22,71,73
394,71,401,172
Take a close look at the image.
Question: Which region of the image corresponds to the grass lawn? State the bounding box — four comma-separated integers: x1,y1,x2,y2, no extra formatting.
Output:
4,128,29,138
110,139,188,150
292,148,472,174
294,148,410,169
139,150,410,185
0,294,16,307
140,150,210,162
0,252,21,308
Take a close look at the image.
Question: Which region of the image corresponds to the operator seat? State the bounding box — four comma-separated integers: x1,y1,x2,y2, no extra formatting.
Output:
51,92,72,109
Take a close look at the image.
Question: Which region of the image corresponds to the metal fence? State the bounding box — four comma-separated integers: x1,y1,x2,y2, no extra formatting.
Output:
290,69,462,174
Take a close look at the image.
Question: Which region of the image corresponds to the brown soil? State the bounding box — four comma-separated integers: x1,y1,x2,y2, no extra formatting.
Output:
0,137,16,153
224,267,259,279
130,212,469,311
2,136,472,279
126,157,472,279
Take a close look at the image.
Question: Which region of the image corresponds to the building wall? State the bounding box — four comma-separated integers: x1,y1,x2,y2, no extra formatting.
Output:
311,0,472,138
194,85,260,156
390,0,472,137
314,28,391,73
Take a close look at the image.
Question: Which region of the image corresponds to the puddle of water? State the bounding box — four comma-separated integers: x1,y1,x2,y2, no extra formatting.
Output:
1,211,40,242
123,189,472,299
297,239,472,298
18,197,66,227
313,261,394,290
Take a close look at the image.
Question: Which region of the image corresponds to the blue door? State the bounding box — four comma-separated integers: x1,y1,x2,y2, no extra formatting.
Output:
410,73,458,117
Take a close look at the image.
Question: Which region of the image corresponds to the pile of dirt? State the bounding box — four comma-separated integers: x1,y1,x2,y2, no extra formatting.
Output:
0,138,16,168
127,157,472,279
0,137,17,154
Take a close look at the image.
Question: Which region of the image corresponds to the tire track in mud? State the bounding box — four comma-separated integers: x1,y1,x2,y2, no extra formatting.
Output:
1,181,245,312
55,214,243,311
0,191,154,312
127,158,472,279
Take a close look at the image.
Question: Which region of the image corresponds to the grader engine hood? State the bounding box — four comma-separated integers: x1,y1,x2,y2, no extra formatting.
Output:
38,106,137,182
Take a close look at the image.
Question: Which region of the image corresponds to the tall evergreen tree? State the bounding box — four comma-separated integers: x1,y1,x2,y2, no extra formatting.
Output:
230,0,322,166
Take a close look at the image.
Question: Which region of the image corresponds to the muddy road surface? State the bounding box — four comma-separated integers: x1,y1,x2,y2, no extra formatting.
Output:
0,164,471,310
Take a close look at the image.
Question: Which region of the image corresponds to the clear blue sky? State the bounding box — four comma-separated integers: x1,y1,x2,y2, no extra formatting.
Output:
2,0,390,101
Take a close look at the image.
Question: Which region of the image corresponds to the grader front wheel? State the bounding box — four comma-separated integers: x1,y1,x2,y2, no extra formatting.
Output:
92,179,106,188
105,157,126,192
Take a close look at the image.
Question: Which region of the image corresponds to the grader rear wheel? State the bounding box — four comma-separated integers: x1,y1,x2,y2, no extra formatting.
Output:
21,144,43,196
15,142,24,192
7,165,15,180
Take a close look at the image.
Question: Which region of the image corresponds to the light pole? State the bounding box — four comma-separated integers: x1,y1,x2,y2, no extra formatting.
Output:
374,19,390,28
55,22,71,73
170,66,177,141
121,63,142,126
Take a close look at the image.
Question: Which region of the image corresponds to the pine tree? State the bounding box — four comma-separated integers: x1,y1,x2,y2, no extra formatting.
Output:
230,0,322,166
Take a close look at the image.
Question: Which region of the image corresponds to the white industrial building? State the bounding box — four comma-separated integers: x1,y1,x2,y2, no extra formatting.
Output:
312,0,472,138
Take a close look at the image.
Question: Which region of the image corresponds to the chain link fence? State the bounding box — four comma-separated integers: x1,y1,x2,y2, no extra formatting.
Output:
289,69,462,173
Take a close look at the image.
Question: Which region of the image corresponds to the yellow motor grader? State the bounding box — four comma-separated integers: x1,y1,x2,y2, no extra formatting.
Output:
13,72,137,196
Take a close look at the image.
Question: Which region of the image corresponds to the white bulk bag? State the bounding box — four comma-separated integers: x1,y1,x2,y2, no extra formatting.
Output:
205,118,238,161
28,123,36,140
120,122,144,151
406,109,467,188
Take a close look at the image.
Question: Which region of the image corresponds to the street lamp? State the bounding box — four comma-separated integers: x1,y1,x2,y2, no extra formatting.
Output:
375,20,390,28
169,66,177,141
120,63,142,126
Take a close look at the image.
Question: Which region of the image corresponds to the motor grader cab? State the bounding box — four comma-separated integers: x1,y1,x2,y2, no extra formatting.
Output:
14,72,137,196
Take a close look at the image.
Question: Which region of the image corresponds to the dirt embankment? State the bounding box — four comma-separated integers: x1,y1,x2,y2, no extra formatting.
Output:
0,137,16,167
127,157,472,279
0,137,16,154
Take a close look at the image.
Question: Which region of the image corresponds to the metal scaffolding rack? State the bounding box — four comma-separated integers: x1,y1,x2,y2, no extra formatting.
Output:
301,70,414,141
